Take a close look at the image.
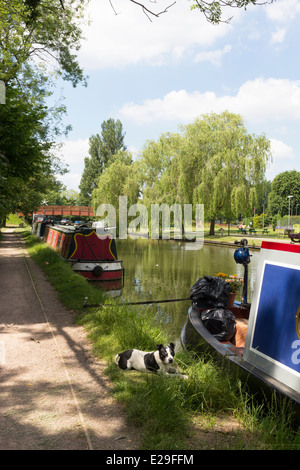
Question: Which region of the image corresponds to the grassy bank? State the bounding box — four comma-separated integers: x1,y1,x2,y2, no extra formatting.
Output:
13,226,300,450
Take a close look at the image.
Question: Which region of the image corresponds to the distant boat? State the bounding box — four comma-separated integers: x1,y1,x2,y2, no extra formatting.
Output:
181,240,300,423
31,216,123,292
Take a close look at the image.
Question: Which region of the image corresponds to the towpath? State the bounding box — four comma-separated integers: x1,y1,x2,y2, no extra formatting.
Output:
0,229,139,450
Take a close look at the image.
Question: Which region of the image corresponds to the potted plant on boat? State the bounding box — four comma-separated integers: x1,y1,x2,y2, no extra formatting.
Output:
216,272,243,306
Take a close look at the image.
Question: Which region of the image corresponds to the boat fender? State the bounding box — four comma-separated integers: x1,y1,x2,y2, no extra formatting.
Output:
93,265,103,277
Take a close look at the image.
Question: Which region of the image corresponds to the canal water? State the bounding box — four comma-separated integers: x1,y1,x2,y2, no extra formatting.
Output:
116,239,260,345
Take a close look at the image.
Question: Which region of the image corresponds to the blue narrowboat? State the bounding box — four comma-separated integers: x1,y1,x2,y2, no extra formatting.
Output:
181,239,300,422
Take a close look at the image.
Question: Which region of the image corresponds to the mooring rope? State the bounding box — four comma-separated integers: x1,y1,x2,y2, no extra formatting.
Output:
83,296,191,308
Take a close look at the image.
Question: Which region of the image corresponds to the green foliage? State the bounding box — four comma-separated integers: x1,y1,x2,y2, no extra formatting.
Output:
0,0,88,86
87,112,272,237
79,303,167,358
0,0,89,223
252,213,271,228
44,186,80,205
92,150,140,213
252,215,262,228
191,0,274,24
268,170,300,217
111,374,190,450
272,213,281,230
192,113,271,232
6,213,25,226
79,119,127,205
0,79,61,220
137,112,271,235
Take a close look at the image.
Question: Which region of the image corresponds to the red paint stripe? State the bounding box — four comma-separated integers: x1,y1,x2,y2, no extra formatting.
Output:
77,270,123,280
261,241,300,254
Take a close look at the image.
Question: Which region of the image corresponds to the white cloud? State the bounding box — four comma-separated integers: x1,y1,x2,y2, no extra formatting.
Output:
234,78,300,121
270,27,286,44
78,0,233,69
59,138,89,167
194,45,232,66
264,0,300,23
55,139,89,191
270,138,295,161
119,78,300,124
266,139,297,180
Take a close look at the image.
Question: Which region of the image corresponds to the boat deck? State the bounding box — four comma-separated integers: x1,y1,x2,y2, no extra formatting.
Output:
221,317,248,357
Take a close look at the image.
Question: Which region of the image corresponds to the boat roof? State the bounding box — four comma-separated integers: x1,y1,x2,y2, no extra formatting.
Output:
47,224,113,236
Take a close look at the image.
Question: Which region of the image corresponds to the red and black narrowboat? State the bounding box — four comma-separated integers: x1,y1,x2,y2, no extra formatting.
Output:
32,218,123,291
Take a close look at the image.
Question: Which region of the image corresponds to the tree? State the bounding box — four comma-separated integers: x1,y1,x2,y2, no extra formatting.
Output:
189,112,271,234
268,171,300,217
123,0,275,23
92,150,140,211
138,112,271,236
78,151,103,206
255,178,271,225
0,0,89,222
138,133,181,207
0,0,88,86
78,119,127,205
44,184,80,205
98,118,127,166
0,73,65,220
190,0,275,24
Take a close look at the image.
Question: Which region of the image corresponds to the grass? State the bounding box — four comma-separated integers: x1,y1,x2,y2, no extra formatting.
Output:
6,214,25,226
203,227,291,249
10,225,300,450
17,226,106,311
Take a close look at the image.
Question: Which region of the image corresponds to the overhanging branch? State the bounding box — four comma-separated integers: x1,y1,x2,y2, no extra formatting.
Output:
110,0,275,24
109,0,176,21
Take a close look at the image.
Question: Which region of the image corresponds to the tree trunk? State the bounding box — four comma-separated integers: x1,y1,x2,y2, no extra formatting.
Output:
209,218,215,235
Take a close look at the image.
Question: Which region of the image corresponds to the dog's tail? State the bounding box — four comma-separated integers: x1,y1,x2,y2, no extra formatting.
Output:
115,353,120,365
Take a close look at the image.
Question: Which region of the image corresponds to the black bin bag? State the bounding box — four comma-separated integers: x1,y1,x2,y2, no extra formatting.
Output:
190,276,230,308
201,307,236,342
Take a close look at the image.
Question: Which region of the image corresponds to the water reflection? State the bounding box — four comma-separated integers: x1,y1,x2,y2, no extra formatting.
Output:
116,239,259,342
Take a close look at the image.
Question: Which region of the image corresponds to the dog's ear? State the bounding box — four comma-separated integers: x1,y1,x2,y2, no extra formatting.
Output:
169,342,175,351
156,344,163,350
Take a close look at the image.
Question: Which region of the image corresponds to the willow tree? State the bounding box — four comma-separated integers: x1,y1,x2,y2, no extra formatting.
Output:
92,150,140,212
138,133,182,207
188,112,271,235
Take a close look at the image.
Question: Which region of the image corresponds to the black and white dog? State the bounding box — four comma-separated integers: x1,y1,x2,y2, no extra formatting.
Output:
115,343,188,378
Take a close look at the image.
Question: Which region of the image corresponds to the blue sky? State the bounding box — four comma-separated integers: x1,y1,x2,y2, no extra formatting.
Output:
54,0,300,192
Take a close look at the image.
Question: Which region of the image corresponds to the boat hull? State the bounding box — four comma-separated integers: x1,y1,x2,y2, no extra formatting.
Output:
33,222,124,289
69,260,123,288
181,304,300,423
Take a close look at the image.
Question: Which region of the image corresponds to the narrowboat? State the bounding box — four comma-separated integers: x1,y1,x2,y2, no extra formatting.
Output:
31,217,123,291
181,239,300,422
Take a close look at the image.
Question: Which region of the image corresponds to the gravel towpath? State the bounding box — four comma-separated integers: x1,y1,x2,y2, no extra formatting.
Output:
0,229,139,450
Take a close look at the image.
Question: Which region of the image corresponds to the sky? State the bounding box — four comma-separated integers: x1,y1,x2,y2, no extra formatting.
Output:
53,0,300,192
